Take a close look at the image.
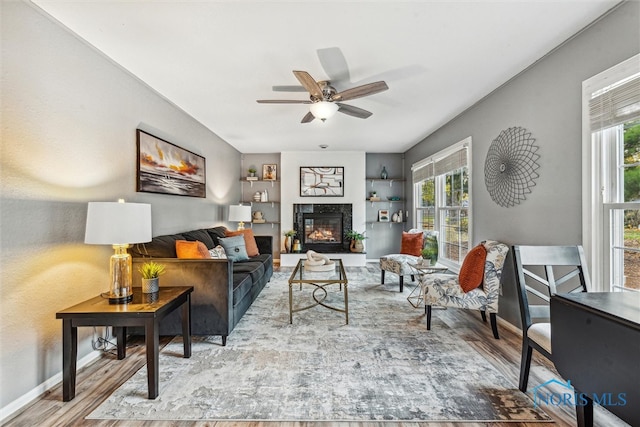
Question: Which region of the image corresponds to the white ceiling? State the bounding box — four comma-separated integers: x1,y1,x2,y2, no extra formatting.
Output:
31,0,620,153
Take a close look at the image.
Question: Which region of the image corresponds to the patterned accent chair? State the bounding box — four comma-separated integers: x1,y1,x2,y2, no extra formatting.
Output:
379,230,438,292
421,240,509,339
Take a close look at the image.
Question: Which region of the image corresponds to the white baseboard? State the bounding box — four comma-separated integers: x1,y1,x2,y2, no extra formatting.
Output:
0,350,102,424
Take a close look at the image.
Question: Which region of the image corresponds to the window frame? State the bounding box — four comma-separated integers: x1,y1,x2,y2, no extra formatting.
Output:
413,137,472,271
582,54,640,292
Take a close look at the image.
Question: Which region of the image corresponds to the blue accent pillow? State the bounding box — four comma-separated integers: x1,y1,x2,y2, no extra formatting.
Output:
218,235,249,262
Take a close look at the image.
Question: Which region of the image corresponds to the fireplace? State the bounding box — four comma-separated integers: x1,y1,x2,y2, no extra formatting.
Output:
293,204,352,252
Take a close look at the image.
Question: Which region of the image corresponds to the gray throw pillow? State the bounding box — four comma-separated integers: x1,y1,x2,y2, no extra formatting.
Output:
218,235,249,262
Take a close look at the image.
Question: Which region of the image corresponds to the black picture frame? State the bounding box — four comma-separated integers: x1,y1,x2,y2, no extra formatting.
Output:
300,167,344,197
136,129,206,198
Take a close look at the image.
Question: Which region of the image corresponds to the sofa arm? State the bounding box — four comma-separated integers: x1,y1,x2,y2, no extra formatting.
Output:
132,258,234,333
255,235,273,255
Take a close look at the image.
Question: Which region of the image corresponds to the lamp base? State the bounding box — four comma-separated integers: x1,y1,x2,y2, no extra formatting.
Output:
109,294,133,304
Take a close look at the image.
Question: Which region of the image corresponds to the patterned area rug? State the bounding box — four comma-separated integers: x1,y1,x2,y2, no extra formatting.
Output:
88,268,550,422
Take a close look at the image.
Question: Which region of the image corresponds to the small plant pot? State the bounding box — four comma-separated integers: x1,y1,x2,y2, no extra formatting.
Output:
141,278,159,294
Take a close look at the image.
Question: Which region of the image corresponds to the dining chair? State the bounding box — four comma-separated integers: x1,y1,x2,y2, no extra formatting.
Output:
512,245,591,392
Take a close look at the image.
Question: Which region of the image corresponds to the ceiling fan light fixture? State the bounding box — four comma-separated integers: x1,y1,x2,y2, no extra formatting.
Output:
309,101,338,121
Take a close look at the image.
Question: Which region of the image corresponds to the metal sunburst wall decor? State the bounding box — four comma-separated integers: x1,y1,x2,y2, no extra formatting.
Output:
484,126,540,208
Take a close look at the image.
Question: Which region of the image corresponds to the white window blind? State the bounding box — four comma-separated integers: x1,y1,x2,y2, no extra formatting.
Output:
412,146,467,183
590,73,640,131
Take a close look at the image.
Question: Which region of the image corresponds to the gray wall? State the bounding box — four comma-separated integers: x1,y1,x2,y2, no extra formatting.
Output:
404,1,640,327
0,1,241,414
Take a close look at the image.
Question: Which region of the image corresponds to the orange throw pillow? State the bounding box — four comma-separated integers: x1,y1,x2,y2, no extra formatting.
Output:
459,243,487,292
400,231,423,256
225,229,259,257
176,240,211,259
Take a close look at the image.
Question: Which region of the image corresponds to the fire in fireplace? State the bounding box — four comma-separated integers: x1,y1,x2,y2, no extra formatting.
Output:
304,213,342,244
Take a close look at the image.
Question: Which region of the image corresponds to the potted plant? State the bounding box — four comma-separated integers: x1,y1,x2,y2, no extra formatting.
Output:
283,229,296,253
346,230,366,253
138,261,166,294
421,235,438,265
248,167,257,178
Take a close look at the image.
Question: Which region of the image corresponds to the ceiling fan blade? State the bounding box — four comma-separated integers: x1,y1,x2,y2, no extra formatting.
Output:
301,111,315,123
332,81,388,102
293,70,324,99
317,47,350,84
336,103,372,119
257,99,311,104
272,85,307,92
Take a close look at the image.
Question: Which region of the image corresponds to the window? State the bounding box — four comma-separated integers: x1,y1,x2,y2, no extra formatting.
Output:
413,138,471,269
583,54,640,292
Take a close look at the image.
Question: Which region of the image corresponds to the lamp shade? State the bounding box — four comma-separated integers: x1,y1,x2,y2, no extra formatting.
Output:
228,204,252,222
309,101,339,121
85,202,152,245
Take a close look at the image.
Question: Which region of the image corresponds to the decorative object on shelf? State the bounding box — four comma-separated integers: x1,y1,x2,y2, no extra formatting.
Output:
378,209,390,222
138,261,166,294
228,204,252,230
136,129,206,198
260,189,268,202
84,199,152,304
370,191,377,198
381,166,389,180
396,210,403,223
484,126,540,208
346,230,366,253
392,212,399,222
387,196,401,201
292,239,302,253
283,229,296,253
300,166,344,197
253,191,262,202
252,211,265,223
263,164,277,181
248,167,257,177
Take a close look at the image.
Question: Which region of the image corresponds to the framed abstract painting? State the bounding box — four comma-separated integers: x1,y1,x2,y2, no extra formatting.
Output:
300,167,344,197
136,129,206,198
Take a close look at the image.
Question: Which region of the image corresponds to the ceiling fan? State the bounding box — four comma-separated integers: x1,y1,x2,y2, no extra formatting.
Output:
257,70,388,123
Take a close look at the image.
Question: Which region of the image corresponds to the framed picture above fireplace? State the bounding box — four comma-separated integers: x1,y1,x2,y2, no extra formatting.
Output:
300,167,344,197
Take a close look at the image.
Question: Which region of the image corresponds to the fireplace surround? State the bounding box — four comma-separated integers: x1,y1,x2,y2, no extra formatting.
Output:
293,204,352,253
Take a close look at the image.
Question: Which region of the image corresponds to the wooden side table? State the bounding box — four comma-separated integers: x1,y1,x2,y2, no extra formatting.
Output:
56,286,193,401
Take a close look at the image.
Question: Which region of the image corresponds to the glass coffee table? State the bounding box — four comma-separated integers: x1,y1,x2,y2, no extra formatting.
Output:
288,258,349,324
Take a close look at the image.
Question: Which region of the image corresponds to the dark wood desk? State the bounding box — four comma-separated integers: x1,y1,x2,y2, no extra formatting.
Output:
551,292,640,427
56,286,193,401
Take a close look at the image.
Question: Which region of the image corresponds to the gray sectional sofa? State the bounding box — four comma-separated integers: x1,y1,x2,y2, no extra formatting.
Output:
130,226,273,345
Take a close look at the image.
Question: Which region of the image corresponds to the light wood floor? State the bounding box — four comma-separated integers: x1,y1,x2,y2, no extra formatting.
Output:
4,269,628,427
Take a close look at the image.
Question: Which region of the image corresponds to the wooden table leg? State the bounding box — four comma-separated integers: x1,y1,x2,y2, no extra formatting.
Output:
114,326,126,360
145,319,160,399
62,319,77,402
181,294,191,358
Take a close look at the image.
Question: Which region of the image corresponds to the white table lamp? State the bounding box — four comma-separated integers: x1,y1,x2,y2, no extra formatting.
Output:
228,204,252,230
85,200,152,303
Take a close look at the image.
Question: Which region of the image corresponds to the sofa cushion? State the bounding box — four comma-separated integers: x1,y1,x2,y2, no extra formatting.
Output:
219,235,249,262
233,260,265,283
232,272,253,306
130,233,185,258
176,240,211,259
181,229,215,249
225,229,259,256
207,226,228,246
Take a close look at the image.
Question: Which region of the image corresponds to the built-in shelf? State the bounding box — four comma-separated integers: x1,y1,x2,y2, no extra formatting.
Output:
366,178,405,187
241,179,279,187
241,200,280,206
